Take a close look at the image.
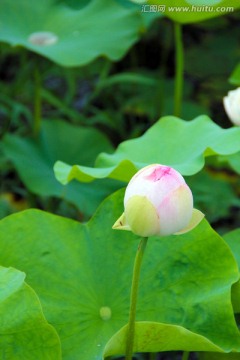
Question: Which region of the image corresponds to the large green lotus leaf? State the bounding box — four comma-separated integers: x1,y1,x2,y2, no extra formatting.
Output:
147,0,240,24
0,266,61,359
223,229,240,314
104,322,223,357
54,115,240,185
227,233,240,360
224,230,240,268
0,190,239,359
0,0,142,67
2,119,122,217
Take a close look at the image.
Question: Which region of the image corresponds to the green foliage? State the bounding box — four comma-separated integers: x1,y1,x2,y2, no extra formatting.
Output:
0,190,239,359
0,266,61,359
0,0,144,67
223,230,240,316
105,322,223,356
187,169,240,223
185,30,239,79
224,229,240,270
222,153,240,175
2,119,122,218
54,115,240,184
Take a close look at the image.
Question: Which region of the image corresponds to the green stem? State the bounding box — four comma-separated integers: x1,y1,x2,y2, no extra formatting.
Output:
174,22,184,117
33,66,41,136
125,237,148,360
182,351,190,360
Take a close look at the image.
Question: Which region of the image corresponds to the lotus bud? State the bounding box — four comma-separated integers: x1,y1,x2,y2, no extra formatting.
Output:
223,88,240,126
113,164,204,237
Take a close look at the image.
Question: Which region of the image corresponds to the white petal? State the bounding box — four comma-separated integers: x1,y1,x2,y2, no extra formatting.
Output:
124,164,186,210
157,185,193,236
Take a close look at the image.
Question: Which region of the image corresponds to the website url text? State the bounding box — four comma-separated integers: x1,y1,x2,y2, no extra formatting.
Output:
141,5,234,13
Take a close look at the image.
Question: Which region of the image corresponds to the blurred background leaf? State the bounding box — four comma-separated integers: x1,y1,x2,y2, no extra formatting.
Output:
0,0,144,67
2,119,123,219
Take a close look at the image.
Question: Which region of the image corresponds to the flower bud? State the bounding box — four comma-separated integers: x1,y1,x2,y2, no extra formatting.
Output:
113,164,204,237
223,88,240,126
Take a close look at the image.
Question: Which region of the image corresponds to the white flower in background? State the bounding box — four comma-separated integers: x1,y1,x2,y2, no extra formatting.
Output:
113,164,204,237
223,88,240,126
